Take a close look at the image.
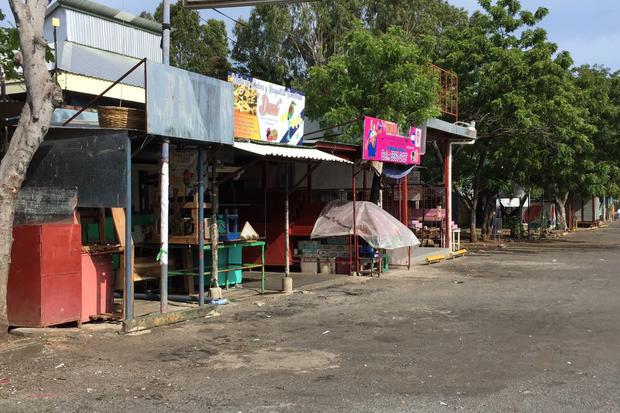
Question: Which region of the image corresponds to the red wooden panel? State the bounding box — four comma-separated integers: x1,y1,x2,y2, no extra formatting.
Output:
7,224,81,327
81,253,113,323
40,225,81,275
42,273,82,326
7,226,43,327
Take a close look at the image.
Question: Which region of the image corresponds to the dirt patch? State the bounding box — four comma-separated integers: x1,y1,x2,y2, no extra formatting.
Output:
205,348,339,371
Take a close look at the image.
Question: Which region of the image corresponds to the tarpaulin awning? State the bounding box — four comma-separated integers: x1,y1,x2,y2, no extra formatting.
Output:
233,140,353,164
382,163,417,179
311,201,420,250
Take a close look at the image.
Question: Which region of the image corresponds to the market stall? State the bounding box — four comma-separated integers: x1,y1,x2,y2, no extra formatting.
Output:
310,201,420,276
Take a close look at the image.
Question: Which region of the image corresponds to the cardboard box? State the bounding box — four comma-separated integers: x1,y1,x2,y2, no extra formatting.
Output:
300,257,318,274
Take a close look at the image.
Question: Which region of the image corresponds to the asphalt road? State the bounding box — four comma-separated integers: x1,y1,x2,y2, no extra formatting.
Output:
1,224,619,412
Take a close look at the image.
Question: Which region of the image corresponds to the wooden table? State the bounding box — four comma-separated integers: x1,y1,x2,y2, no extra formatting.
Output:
168,240,266,293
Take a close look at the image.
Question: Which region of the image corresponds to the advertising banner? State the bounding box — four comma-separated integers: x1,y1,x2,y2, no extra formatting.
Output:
362,116,422,165
228,72,305,146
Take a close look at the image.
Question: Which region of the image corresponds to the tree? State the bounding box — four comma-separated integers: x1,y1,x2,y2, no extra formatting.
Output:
573,66,620,201
305,25,439,202
143,2,230,79
0,1,61,340
232,1,365,86
364,0,468,56
305,25,439,143
439,0,568,240
231,0,466,86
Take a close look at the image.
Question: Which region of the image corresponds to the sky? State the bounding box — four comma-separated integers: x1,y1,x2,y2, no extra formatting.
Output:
0,0,618,70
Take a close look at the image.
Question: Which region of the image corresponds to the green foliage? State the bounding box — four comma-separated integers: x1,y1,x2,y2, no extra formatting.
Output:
146,2,230,79
231,0,467,86
232,1,366,86
305,26,439,143
438,0,615,213
0,10,19,80
573,66,620,197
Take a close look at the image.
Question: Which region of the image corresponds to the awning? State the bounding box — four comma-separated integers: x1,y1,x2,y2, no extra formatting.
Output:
233,140,353,164
311,201,420,249
422,118,477,143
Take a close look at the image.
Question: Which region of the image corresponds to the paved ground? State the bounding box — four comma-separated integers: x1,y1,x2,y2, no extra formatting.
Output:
1,224,619,412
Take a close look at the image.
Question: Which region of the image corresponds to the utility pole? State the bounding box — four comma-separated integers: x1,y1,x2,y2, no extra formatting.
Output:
160,0,171,313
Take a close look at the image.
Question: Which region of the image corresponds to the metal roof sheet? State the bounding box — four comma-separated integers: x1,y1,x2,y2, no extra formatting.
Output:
423,118,477,142
233,141,353,164
48,0,162,34
58,42,145,87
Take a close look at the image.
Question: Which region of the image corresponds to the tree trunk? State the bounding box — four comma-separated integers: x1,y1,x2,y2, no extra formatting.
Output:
469,193,478,243
468,146,487,243
480,195,495,241
0,1,60,340
554,191,569,231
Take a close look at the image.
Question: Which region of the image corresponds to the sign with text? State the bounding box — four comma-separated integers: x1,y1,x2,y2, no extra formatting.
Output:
362,116,422,165
228,72,305,145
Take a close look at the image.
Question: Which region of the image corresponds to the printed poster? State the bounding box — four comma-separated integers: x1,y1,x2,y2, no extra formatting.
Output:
362,116,422,165
228,72,305,145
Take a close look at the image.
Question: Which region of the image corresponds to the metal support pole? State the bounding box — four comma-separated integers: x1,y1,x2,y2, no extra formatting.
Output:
53,26,58,74
124,138,133,321
162,0,171,66
285,163,290,277
263,161,268,239
403,175,409,226
306,163,312,201
398,179,403,222
197,148,205,306
363,168,367,201
352,164,358,275
528,191,532,239
444,139,452,250
541,193,545,231
160,140,169,313
211,149,219,288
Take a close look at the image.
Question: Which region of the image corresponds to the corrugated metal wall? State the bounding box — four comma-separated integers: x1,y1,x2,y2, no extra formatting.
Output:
65,10,161,62
146,61,234,143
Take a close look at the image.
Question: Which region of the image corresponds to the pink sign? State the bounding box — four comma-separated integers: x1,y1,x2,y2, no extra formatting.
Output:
362,116,422,165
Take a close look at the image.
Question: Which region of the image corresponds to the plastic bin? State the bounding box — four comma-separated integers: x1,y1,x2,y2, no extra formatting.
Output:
335,257,351,274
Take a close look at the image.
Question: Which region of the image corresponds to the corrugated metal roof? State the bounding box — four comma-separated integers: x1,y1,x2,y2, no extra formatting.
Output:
64,9,161,62
57,42,146,87
233,141,353,164
48,0,162,34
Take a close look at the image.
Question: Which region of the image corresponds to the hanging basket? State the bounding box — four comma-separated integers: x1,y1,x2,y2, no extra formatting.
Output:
97,106,145,130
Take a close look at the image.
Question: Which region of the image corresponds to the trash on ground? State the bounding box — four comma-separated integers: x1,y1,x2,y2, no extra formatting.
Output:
205,310,220,319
